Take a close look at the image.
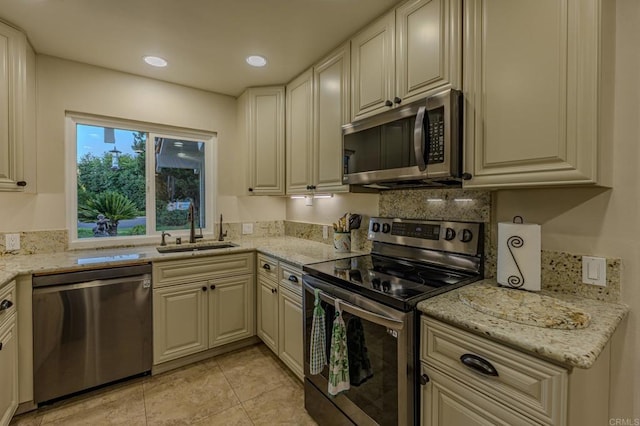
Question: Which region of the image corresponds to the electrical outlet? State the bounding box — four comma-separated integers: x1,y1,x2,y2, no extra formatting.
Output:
323,225,328,240
242,223,254,235
5,234,20,251
582,256,606,286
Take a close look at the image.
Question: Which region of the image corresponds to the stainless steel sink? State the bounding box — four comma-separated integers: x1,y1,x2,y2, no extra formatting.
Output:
156,242,238,253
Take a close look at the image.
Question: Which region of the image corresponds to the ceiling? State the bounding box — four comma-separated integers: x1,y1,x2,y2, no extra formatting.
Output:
0,0,397,97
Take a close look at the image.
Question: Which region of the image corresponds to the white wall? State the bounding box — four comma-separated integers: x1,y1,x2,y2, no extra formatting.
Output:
0,55,285,232
495,0,640,417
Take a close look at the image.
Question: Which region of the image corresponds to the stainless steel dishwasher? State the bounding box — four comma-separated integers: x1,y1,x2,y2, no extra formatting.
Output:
32,264,152,404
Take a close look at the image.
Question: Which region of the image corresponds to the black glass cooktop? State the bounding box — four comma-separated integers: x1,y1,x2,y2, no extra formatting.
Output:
303,255,479,311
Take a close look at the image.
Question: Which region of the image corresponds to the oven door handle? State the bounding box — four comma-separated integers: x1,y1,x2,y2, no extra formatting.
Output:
315,288,404,331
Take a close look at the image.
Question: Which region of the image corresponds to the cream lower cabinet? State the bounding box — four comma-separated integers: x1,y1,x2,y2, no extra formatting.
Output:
152,253,255,365
256,254,304,380
463,0,614,188
420,317,610,426
0,280,18,426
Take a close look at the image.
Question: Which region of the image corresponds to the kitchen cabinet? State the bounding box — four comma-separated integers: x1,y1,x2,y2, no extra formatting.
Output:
420,317,611,425
256,254,304,380
256,254,279,353
462,0,614,188
152,253,255,365
351,0,461,121
0,22,36,192
286,43,351,195
240,86,285,195
0,280,18,426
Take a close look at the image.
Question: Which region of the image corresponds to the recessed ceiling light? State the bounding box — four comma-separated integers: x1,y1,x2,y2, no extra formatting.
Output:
246,55,267,67
143,56,168,67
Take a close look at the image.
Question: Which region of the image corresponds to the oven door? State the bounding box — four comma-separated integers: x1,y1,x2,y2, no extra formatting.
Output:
303,275,414,426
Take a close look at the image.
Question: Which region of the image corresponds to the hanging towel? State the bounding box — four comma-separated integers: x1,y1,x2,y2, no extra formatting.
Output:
347,317,373,386
328,299,350,396
309,289,327,375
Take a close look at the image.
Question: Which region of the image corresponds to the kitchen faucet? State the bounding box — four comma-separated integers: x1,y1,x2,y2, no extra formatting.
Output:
218,214,228,241
188,202,203,244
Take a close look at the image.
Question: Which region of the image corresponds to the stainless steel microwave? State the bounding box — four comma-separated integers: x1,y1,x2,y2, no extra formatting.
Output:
342,88,465,188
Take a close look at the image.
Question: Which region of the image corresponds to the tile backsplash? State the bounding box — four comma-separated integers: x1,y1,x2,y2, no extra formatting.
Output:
1,230,67,256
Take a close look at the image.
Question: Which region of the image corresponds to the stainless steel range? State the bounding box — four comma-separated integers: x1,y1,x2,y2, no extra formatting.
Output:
302,217,484,425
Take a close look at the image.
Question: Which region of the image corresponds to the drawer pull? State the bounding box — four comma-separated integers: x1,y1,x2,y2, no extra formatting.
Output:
288,275,298,283
460,353,499,377
271,287,278,294
0,299,13,311
262,264,271,271
210,284,216,290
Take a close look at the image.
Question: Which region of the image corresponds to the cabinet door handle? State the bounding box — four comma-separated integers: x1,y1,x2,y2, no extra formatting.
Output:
262,264,271,271
460,353,499,377
271,287,277,294
288,275,298,283
0,342,3,351
210,284,216,290
419,373,430,385
384,99,393,107
201,286,207,292
393,96,402,104
0,299,13,311
16,181,27,187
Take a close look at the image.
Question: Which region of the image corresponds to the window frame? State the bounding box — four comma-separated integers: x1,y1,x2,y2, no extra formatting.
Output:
65,112,217,249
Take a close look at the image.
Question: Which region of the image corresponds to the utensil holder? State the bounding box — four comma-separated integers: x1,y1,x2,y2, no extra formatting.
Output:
333,232,351,253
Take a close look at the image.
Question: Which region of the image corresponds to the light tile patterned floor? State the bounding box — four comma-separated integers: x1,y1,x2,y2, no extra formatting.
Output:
11,344,317,426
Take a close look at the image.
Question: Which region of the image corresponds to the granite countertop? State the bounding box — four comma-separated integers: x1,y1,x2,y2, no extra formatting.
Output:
418,279,629,369
0,236,363,287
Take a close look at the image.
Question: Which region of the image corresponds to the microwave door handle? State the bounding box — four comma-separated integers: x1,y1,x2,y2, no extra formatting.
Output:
316,289,404,331
414,106,428,171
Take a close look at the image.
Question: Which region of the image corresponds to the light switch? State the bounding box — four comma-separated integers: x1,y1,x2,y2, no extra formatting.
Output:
5,234,20,251
242,223,254,235
582,256,606,286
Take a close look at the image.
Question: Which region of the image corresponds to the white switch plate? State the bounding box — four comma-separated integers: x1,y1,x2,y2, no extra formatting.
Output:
323,225,328,240
582,256,606,286
242,223,254,235
5,234,20,251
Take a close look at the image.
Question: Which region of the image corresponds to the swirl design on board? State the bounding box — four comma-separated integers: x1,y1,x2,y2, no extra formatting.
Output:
507,235,525,288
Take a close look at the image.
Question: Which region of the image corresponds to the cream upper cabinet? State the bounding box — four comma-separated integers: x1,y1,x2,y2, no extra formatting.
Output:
463,0,614,188
351,10,395,121
313,42,350,193
242,86,285,195
351,0,462,121
286,69,314,194
0,22,35,192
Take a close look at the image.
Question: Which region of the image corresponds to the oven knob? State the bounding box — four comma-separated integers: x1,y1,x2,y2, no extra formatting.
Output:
372,223,380,232
460,229,473,243
444,228,456,241
382,281,391,292
372,278,381,289
382,223,391,233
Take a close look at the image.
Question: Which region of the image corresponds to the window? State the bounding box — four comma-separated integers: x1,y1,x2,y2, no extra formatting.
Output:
67,114,216,246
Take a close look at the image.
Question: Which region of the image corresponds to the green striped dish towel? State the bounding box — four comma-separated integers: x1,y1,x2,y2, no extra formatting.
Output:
309,289,327,375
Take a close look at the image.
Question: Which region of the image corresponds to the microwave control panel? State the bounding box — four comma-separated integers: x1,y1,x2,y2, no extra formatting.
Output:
427,108,445,164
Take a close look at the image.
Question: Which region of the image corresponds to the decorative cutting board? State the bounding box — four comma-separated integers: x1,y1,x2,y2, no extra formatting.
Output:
458,284,591,329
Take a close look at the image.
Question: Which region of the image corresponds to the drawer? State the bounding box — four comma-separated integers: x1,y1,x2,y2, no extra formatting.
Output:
421,317,568,425
153,252,254,288
257,254,278,282
0,280,16,327
278,262,302,296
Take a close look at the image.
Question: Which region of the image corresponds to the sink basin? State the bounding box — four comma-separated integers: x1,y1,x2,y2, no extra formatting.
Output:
156,242,238,253
458,284,591,329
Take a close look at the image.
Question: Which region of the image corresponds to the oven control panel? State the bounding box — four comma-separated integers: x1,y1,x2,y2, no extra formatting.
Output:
368,217,482,256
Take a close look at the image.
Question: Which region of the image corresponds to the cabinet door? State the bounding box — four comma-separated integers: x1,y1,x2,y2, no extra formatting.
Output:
396,0,461,104
278,287,303,381
286,69,314,194
351,10,395,121
421,364,533,426
0,316,18,426
247,86,285,195
153,282,208,364
313,42,350,193
0,23,28,192
256,276,278,354
463,0,610,188
209,274,254,348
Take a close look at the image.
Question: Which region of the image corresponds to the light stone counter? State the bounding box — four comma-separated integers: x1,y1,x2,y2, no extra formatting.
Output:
0,236,363,286
417,279,628,369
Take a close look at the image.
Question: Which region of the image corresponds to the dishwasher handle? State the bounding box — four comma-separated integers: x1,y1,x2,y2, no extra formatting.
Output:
33,274,151,295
